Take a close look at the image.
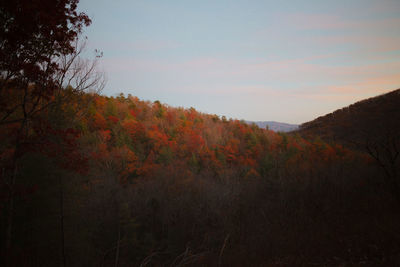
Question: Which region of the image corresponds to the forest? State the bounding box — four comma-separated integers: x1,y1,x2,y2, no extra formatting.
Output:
1,1,400,266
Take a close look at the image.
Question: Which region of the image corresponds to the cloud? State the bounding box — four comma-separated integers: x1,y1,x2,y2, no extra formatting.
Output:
283,13,400,31
99,53,400,124
101,53,400,91
327,73,400,94
310,34,400,53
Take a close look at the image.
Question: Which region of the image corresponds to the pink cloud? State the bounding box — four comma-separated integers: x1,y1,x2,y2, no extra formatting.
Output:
302,73,400,103
311,35,400,53
101,53,400,87
100,54,400,124
283,13,400,31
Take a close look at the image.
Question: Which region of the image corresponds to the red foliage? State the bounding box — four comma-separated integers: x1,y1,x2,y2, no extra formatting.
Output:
93,113,107,129
108,115,120,124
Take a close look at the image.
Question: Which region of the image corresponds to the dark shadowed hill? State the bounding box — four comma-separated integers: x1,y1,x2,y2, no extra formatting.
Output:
297,88,400,198
297,88,400,145
246,121,298,132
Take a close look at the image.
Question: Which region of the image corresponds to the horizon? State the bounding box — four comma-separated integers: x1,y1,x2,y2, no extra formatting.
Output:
79,0,400,124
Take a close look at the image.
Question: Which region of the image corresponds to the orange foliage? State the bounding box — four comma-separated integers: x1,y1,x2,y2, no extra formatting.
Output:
67,93,363,183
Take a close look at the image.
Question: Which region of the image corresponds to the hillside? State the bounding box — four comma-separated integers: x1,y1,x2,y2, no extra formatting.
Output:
297,88,400,200
297,88,400,145
247,121,298,132
2,89,400,265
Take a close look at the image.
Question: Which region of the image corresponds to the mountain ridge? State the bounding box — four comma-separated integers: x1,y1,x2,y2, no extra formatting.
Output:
296,88,400,144
246,120,298,132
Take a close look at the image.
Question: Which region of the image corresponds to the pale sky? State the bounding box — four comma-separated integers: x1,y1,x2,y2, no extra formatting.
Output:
79,0,400,124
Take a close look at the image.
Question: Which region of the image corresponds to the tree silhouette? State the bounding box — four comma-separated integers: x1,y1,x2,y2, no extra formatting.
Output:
0,1,104,264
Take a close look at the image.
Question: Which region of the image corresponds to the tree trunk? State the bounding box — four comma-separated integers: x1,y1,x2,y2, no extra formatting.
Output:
5,119,25,267
59,175,66,267
5,164,18,267
114,226,121,267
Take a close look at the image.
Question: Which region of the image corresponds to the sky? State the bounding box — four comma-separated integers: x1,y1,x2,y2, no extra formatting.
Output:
78,0,400,124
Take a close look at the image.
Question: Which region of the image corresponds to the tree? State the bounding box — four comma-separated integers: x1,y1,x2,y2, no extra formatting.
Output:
0,1,104,264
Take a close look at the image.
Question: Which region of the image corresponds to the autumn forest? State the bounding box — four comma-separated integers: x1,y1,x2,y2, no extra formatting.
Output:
1,1,400,266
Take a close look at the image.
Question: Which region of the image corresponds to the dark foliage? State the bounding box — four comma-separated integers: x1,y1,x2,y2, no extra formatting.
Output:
297,89,400,202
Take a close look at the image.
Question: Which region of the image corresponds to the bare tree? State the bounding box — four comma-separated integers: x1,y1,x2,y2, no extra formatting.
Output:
55,38,106,95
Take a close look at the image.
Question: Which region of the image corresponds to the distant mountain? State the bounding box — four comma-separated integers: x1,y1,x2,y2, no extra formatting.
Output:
246,121,299,132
